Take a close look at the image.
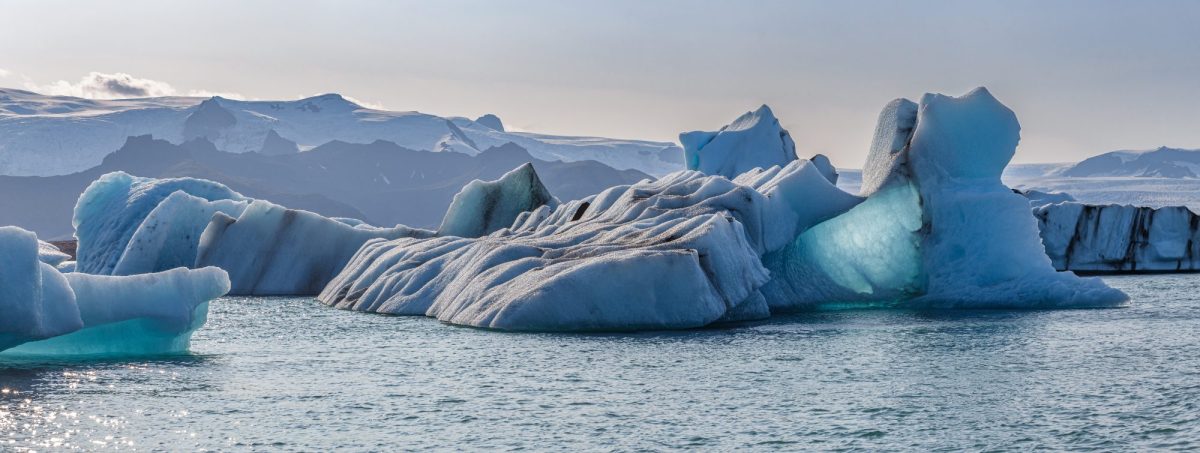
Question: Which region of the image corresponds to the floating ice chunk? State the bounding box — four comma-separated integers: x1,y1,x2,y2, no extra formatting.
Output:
56,261,76,273
321,158,858,331
4,267,230,356
196,200,433,295
112,191,249,276
1034,202,1200,272
74,171,246,274
681,105,797,178
1,226,229,356
437,163,558,238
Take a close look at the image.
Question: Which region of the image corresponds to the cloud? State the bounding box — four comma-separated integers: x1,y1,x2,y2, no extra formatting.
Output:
22,71,245,100
26,72,178,99
0,68,10,78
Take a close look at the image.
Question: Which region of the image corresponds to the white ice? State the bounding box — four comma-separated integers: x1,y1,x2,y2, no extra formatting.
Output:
680,105,797,179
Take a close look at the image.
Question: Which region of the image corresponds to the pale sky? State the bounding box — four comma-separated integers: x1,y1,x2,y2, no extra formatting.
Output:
2,0,1198,167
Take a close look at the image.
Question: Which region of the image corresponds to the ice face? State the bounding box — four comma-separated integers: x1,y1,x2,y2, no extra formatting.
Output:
73,171,246,275
680,105,797,179
320,159,858,331
437,163,558,238
112,191,249,276
1,226,230,356
195,200,434,295
0,227,83,350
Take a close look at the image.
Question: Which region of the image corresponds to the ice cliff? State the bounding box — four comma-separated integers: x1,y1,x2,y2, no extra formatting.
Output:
0,226,229,356
320,88,1127,331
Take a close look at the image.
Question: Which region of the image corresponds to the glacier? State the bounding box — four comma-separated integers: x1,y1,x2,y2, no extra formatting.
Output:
0,88,683,177
319,87,1127,331
0,226,230,356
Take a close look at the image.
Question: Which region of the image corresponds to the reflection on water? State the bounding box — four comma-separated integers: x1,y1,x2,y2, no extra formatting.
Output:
2,275,1198,451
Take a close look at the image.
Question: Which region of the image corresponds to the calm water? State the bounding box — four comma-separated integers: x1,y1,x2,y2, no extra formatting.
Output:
2,275,1198,451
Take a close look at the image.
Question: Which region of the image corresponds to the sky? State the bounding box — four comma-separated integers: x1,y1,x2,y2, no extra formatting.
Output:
2,0,1198,167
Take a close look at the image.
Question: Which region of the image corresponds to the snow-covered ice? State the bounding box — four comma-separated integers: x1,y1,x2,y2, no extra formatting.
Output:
680,105,797,179
0,89,683,176
0,226,229,356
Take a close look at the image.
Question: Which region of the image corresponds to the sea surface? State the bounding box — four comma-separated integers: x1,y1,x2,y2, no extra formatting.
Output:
2,275,1198,451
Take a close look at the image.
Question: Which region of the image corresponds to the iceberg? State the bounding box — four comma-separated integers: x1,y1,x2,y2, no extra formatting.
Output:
0,226,230,356
320,87,1127,332
437,163,558,238
320,158,858,331
1034,202,1200,272
73,171,247,275
762,88,1127,309
69,171,435,295
195,200,433,295
680,105,797,179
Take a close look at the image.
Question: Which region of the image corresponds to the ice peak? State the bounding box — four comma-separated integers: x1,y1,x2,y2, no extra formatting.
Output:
680,104,797,178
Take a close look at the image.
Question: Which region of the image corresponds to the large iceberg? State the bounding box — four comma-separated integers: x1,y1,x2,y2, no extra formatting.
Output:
762,88,1126,309
680,105,797,179
320,87,1126,332
320,159,861,330
0,226,230,356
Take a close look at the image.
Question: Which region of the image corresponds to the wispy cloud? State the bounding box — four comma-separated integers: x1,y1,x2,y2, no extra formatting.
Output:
23,72,244,100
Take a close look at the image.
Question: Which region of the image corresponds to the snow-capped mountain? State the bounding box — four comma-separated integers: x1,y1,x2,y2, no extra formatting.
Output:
0,88,684,176
1059,146,1200,178
0,135,651,239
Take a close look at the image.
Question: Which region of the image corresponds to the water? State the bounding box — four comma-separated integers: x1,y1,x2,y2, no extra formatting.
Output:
2,275,1198,451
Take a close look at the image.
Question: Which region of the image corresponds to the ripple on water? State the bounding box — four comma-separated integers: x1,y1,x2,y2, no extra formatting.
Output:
1,276,1198,450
